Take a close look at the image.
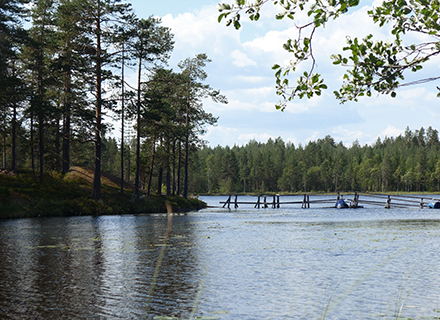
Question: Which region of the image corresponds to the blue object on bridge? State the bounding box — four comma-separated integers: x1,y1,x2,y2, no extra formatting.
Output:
428,201,440,209
336,199,348,209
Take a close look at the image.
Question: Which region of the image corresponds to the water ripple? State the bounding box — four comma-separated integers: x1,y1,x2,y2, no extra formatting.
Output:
1,202,440,319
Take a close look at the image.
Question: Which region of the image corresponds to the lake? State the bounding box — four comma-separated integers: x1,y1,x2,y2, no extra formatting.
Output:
1,195,440,319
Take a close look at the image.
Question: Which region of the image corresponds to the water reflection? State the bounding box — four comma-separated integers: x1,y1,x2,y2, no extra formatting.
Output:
1,197,440,319
0,215,204,319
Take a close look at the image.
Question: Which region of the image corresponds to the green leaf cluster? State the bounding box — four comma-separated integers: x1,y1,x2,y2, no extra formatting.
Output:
218,0,440,107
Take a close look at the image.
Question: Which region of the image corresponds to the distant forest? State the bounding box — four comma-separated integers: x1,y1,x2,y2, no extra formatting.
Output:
189,126,440,194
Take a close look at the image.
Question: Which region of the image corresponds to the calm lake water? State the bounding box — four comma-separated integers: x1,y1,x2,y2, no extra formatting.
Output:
1,195,440,319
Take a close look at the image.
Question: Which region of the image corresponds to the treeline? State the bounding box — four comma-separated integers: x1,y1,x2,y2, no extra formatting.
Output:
1,0,225,200
189,127,440,194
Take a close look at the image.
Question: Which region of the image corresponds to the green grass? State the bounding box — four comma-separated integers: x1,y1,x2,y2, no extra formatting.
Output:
0,169,207,219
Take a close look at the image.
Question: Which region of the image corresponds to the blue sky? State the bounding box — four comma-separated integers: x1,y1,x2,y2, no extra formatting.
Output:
126,0,440,148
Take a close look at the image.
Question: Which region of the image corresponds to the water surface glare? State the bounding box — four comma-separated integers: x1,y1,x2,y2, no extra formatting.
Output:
1,195,440,319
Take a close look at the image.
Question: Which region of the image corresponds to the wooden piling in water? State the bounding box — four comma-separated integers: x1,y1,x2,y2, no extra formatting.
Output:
301,194,311,208
352,192,359,208
222,194,231,208
385,195,391,209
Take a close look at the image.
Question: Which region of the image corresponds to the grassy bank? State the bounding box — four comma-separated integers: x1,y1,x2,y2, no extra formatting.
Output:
0,167,206,219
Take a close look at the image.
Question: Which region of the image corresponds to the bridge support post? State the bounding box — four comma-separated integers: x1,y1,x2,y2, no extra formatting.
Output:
352,192,359,208
223,194,231,208
385,195,391,209
255,196,260,208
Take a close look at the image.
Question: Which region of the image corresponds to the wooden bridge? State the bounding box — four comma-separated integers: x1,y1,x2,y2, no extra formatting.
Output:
220,193,440,209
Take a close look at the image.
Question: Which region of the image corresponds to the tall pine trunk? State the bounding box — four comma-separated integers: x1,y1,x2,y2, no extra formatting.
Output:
62,68,71,174
147,134,157,196
2,114,5,169
11,61,17,172
183,102,190,199
120,42,125,194
166,140,171,195
183,135,189,198
55,113,60,171
172,138,176,195
177,140,181,195
134,51,142,199
37,34,44,184
157,166,163,195
38,104,44,184
92,7,102,200
12,103,16,171
30,111,36,182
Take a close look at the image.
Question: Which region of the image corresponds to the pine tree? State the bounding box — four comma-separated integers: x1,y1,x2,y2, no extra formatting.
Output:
178,54,226,198
0,0,27,171
54,0,91,174
77,0,133,200
130,16,174,199
23,0,57,183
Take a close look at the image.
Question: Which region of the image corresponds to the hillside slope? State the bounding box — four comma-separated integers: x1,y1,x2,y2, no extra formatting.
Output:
66,166,135,191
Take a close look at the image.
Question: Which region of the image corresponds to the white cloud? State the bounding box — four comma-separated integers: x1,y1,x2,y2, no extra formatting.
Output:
231,50,257,67
234,75,268,84
332,126,366,143
243,28,294,66
223,86,275,104
161,7,241,64
243,29,290,53
202,126,239,147
209,97,277,113
306,131,321,143
284,94,326,114
381,125,404,139
399,87,429,101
